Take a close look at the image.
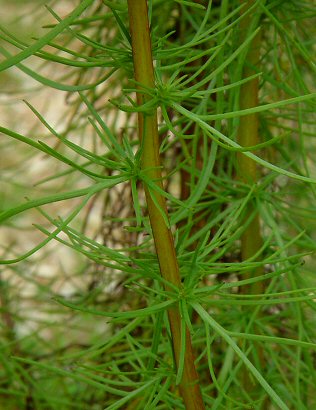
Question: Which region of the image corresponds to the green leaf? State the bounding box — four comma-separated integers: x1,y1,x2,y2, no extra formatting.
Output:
174,103,316,184
192,303,289,410
54,297,175,319
0,178,126,224
0,0,94,72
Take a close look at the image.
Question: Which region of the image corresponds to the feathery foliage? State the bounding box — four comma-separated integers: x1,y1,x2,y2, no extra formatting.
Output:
1,1,316,409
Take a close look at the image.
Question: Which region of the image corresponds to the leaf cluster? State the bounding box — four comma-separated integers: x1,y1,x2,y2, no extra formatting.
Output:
0,1,315,409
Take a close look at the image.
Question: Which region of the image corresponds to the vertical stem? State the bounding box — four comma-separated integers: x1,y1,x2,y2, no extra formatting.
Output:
237,0,266,400
237,1,264,295
127,1,205,409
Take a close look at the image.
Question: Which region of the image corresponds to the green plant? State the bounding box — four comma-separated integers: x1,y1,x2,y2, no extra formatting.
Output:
0,1,316,409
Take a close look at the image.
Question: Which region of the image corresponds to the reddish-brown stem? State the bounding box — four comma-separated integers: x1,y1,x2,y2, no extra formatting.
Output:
127,1,205,408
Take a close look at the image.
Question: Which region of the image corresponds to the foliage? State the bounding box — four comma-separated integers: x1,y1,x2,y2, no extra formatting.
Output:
0,1,316,409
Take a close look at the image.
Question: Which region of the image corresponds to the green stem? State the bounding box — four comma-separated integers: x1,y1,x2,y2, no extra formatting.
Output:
127,1,205,409
237,0,264,295
237,1,266,401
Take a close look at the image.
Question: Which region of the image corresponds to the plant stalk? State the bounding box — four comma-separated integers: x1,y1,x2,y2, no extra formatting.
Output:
237,0,266,400
127,1,205,409
237,1,265,295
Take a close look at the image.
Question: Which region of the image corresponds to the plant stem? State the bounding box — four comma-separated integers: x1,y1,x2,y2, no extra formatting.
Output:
237,0,264,295
127,1,205,409
237,0,266,400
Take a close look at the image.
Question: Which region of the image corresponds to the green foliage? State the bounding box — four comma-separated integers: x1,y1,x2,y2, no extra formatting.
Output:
0,1,315,409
